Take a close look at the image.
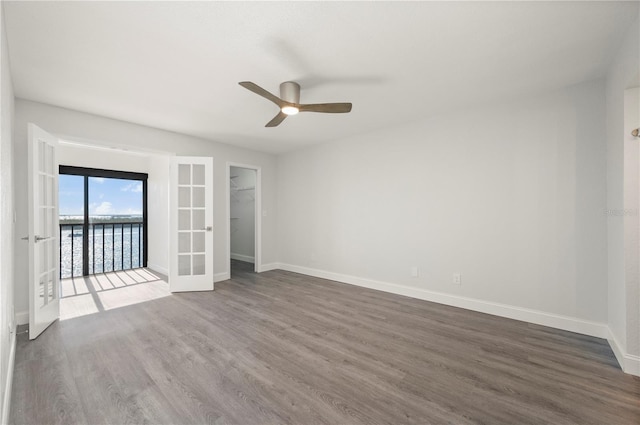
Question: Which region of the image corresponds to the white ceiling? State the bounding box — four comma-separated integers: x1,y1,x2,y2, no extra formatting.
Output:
4,1,637,154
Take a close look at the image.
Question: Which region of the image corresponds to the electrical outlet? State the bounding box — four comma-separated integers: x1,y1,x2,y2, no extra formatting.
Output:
410,266,419,277
453,273,461,285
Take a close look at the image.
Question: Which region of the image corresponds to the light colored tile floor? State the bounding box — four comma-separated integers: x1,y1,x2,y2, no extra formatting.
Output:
60,268,170,320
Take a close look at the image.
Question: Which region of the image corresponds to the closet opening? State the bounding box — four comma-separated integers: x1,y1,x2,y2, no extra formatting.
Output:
227,164,260,277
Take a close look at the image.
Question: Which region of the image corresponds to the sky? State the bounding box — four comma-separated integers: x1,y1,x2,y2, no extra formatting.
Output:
59,175,143,216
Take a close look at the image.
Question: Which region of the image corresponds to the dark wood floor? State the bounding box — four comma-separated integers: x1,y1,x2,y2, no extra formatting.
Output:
11,260,640,424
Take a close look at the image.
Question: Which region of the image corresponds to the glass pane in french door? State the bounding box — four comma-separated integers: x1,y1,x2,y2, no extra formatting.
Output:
37,141,58,306
177,164,206,276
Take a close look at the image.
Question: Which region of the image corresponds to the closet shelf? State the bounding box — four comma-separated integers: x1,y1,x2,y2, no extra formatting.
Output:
232,187,255,191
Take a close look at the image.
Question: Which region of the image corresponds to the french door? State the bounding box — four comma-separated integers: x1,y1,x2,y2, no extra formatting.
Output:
169,157,214,292
28,124,60,339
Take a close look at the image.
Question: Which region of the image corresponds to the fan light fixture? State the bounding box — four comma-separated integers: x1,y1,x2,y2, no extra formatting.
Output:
282,106,299,115
238,81,352,127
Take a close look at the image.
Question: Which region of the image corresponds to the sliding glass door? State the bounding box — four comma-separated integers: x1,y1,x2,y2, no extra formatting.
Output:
58,166,148,278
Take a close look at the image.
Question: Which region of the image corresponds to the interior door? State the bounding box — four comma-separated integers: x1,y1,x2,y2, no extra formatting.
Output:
169,157,214,292
28,124,60,340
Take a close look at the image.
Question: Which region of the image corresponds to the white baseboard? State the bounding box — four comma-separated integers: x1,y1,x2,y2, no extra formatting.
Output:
607,327,640,376
214,271,230,283
147,263,168,276
148,265,227,283
2,329,16,425
230,253,255,263
15,311,28,326
625,353,640,376
277,263,609,339
257,262,280,273
607,328,626,370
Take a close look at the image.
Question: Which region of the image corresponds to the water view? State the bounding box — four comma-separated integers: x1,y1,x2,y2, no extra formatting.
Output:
59,216,144,278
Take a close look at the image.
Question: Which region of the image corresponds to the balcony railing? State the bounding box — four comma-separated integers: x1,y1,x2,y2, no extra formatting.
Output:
59,222,144,279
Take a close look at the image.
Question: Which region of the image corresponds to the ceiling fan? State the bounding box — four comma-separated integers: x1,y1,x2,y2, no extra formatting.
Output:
238,81,352,127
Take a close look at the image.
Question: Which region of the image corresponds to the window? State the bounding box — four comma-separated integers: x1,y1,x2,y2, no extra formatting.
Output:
58,166,148,278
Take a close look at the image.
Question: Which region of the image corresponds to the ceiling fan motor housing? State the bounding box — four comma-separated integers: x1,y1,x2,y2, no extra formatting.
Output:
280,81,300,104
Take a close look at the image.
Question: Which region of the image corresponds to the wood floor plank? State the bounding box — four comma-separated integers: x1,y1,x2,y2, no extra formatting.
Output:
10,261,640,424
11,353,87,425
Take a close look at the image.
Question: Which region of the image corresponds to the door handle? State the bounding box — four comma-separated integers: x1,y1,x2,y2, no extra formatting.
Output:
203,226,213,232
21,235,50,242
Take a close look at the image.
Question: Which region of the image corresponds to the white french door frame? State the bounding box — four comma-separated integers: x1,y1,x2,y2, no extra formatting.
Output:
27,123,60,340
169,156,215,292
226,162,262,273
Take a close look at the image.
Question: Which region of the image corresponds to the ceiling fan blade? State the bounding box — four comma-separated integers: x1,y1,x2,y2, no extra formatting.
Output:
299,103,352,113
239,81,284,107
265,111,287,127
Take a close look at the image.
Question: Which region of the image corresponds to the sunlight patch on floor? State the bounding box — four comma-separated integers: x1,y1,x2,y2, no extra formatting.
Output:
60,268,170,320
98,280,170,311
60,276,89,297
60,294,100,320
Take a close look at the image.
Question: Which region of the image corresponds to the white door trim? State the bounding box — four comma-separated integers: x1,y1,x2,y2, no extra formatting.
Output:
226,162,262,273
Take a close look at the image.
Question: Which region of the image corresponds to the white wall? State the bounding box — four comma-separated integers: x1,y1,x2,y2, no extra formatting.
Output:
0,3,15,422
58,143,151,174
277,79,608,334
147,154,171,275
13,99,278,317
230,166,256,263
624,87,640,361
605,12,640,374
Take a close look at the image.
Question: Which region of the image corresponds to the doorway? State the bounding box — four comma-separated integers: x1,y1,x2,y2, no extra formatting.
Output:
58,166,148,278
227,163,261,276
